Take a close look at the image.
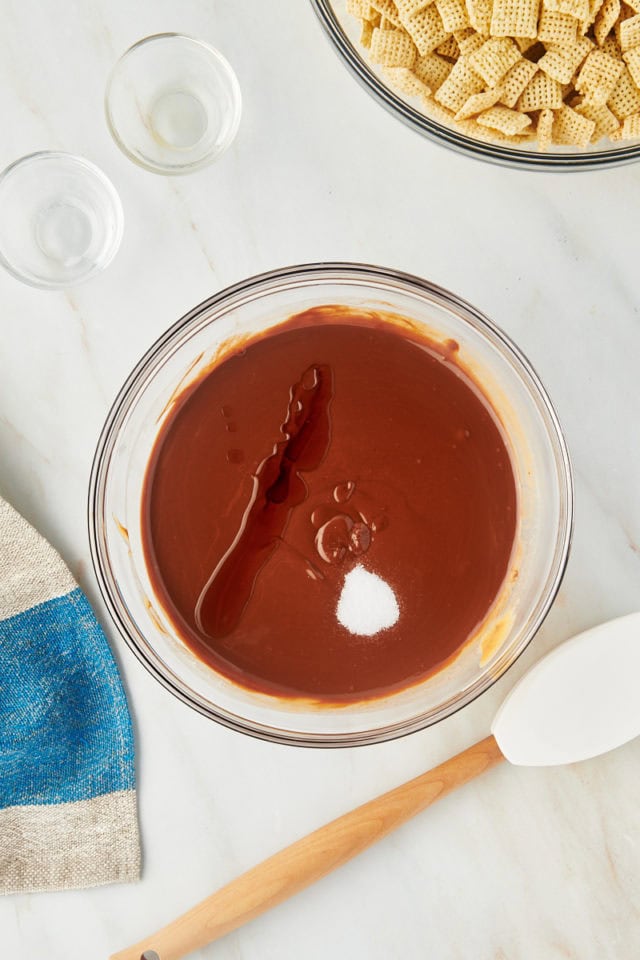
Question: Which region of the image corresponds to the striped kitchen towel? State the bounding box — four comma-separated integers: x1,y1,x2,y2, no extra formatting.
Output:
0,496,140,894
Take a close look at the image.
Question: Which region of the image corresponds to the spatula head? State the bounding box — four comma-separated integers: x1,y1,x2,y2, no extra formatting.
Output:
491,612,640,766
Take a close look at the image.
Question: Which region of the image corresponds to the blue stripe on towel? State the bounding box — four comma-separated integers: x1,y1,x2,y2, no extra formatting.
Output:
0,588,135,808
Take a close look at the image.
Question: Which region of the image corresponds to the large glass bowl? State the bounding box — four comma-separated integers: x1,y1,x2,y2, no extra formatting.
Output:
89,263,573,746
310,0,640,171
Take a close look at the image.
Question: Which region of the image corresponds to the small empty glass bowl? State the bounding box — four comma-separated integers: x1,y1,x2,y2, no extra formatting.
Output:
105,33,242,175
0,152,123,290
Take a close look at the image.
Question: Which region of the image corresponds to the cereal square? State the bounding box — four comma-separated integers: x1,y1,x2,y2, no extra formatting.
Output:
619,14,640,50
455,28,489,53
518,68,565,106
470,36,521,83
435,55,485,108
552,103,597,142
536,107,556,148
414,50,455,84
491,0,541,37
436,0,472,30
544,0,589,18
537,10,579,44
383,65,434,94
623,45,640,83
466,0,494,31
403,4,451,52
371,0,405,27
370,26,418,64
594,0,620,45
575,47,624,103
620,111,640,134
498,57,538,103
477,103,533,130
574,97,621,137
455,86,505,116
437,35,461,56
538,36,593,82
607,64,640,116
396,0,434,18
361,19,375,46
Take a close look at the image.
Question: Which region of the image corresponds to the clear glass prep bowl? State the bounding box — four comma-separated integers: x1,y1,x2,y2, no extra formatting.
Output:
89,263,573,746
310,0,640,172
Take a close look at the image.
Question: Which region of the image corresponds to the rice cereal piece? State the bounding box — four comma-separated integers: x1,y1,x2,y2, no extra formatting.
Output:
456,28,489,53
574,97,621,136
435,55,486,109
396,0,434,18
594,0,620,44
498,57,538,104
544,0,589,18
477,103,533,130
624,0,640,11
436,35,461,56
490,0,541,37
619,14,640,49
348,0,375,17
607,64,640,115
380,15,398,27
383,65,434,94
370,26,418,64
470,36,521,84
403,4,451,52
455,86,505,116
536,106,556,148
370,0,404,27
575,47,624,103
623,45,640,83
537,10,579,44
361,19,375,46
552,103,597,141
619,111,640,133
538,36,593,82
436,0,471,30
414,50,454,84
518,68,565,106
466,0,494,32
581,0,606,32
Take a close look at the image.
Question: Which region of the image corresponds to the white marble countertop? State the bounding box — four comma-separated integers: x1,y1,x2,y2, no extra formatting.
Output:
1,2,640,958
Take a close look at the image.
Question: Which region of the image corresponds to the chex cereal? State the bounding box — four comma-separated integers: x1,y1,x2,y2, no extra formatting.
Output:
370,26,418,64
538,36,593,82
470,37,521,84
466,0,493,32
518,69,565,107
455,86,505,116
499,57,538,103
552,103,597,141
491,0,541,38
537,10,579,44
477,103,533,129
623,45,640,84
345,0,640,148
435,56,486,109
436,0,471,32
619,13,640,50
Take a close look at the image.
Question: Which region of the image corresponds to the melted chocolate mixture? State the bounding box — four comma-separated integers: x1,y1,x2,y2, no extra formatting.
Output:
142,308,517,701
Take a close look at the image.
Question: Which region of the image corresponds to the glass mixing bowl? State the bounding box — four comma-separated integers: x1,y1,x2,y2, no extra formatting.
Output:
310,0,640,171
89,263,573,746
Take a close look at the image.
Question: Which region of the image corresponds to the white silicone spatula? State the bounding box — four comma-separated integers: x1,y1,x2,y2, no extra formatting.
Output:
110,613,640,960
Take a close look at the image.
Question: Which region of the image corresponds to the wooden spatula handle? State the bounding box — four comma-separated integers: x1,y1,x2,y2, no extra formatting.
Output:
110,735,503,960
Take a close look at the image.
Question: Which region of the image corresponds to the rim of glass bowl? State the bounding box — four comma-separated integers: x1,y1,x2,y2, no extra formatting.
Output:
104,33,242,176
310,0,640,172
88,262,574,747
